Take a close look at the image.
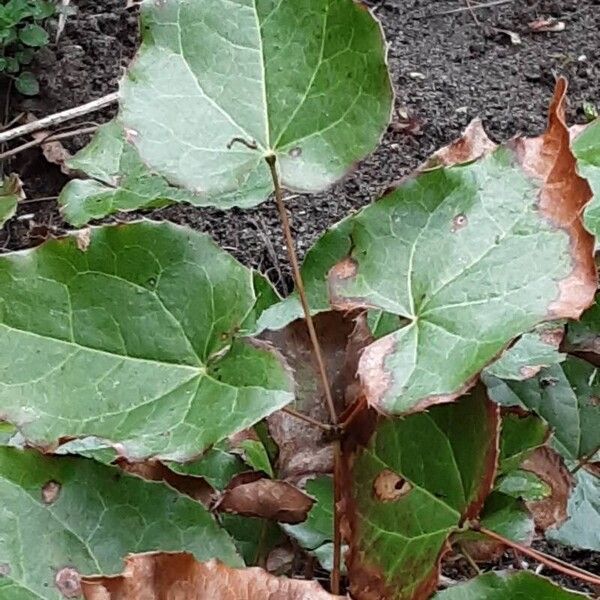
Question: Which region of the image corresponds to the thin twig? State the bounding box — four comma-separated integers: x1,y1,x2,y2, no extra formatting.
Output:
0,92,117,144
0,125,98,161
421,0,513,18
265,154,342,594
458,541,481,575
571,443,600,474
281,407,333,432
464,0,481,26
479,527,600,586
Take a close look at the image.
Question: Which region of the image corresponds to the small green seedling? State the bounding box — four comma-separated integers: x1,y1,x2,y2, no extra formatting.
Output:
0,0,55,95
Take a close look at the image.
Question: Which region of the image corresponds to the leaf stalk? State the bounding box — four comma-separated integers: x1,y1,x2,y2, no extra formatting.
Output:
478,526,600,587
265,154,342,594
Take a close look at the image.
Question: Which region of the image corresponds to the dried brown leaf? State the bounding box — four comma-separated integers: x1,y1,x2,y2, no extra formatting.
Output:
263,311,371,480
521,446,573,531
216,473,314,524
81,553,342,600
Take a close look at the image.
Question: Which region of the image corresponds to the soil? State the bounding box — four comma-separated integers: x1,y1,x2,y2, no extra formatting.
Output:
0,0,599,594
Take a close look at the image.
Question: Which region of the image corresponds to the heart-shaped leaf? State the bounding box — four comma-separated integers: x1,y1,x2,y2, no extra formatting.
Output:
0,221,293,460
119,0,392,206
0,448,241,600
343,386,499,600
433,571,589,599
328,80,596,415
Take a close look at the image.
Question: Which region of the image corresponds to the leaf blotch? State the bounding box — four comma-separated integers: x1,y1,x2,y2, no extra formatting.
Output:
0,563,10,577
42,480,61,505
55,567,81,599
373,469,412,502
288,147,302,158
451,213,468,232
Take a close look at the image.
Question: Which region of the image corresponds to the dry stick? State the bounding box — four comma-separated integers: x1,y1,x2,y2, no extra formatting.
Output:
0,91,118,145
422,0,513,17
479,527,600,587
281,406,333,433
0,125,98,161
265,154,342,595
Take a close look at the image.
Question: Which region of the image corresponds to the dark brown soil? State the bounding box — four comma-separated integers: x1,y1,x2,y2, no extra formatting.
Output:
0,0,599,594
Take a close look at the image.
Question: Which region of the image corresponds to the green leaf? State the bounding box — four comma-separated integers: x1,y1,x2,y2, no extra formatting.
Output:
0,221,293,461
484,357,600,461
5,56,19,73
484,323,565,381
168,443,247,490
29,0,55,20
120,0,392,207
0,195,18,228
18,23,48,46
575,120,600,237
220,514,284,566
367,309,406,340
433,570,589,599
345,387,499,600
499,413,548,473
15,71,39,95
238,439,273,478
564,292,600,354
547,467,600,551
54,436,117,465
15,47,34,64
455,492,534,555
322,105,596,415
0,447,241,599
496,469,551,501
283,476,334,569
479,492,534,542
59,121,204,226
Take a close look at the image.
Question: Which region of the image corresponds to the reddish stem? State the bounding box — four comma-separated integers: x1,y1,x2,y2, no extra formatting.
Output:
479,527,600,587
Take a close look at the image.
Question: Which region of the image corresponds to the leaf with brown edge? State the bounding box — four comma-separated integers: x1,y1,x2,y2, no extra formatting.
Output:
81,553,342,600
521,446,573,531
216,473,314,524
263,311,371,480
326,78,596,417
342,385,499,600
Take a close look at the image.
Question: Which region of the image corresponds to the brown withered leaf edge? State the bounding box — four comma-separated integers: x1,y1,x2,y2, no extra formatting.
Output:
521,446,573,531
81,553,342,600
328,77,596,417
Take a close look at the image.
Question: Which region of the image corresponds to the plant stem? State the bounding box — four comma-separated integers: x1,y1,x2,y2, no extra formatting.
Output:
0,92,117,144
265,154,342,594
479,527,600,586
281,407,333,432
571,444,600,474
265,156,338,427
